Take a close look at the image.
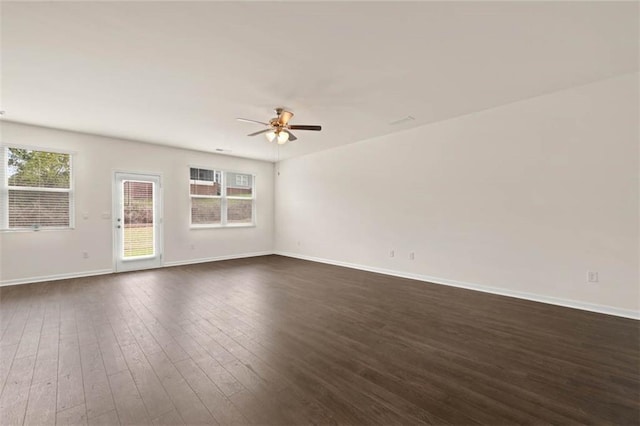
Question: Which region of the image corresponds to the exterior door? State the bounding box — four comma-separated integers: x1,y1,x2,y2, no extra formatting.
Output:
114,172,162,272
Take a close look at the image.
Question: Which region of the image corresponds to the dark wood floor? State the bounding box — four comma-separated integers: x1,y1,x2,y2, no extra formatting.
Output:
0,255,638,425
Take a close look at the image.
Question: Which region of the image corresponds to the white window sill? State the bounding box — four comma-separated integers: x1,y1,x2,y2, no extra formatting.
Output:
0,227,75,233
190,224,256,230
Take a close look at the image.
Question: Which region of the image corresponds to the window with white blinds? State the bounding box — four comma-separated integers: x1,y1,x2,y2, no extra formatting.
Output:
1,147,74,230
122,180,155,257
189,167,254,227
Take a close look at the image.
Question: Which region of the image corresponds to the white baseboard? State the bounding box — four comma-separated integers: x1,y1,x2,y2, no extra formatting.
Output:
4,251,637,320
274,251,640,320
0,251,274,287
0,269,114,287
162,251,274,267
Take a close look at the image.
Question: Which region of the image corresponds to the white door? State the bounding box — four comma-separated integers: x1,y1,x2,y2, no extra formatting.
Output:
113,172,162,272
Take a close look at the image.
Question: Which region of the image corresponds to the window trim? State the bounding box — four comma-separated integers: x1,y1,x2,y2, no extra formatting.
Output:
1,145,75,232
188,165,256,229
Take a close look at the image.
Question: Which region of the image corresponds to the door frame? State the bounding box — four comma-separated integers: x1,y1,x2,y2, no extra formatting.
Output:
112,171,164,272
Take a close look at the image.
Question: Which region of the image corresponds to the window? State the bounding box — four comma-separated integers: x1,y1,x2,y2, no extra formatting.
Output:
235,174,249,187
190,167,254,227
190,167,221,184
226,172,254,225
2,147,73,230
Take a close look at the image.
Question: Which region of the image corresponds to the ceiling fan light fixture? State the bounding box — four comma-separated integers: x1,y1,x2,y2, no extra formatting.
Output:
265,130,276,142
277,130,290,144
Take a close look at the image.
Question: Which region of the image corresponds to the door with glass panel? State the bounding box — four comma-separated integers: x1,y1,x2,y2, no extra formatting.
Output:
113,173,162,272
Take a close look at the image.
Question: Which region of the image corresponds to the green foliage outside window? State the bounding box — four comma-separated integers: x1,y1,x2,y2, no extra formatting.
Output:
8,148,71,188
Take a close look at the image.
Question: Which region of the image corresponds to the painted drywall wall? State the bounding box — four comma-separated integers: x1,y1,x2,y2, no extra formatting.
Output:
0,121,274,284
275,73,639,314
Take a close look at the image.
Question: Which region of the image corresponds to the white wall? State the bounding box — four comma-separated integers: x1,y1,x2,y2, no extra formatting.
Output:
2,74,638,317
0,121,274,284
275,73,639,315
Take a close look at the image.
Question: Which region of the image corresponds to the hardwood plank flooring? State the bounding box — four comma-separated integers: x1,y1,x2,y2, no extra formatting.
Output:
0,255,638,425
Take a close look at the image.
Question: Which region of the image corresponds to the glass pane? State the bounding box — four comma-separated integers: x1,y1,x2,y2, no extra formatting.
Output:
226,172,253,198
227,199,253,224
7,148,71,188
191,198,222,225
8,190,70,228
190,168,221,196
123,181,154,258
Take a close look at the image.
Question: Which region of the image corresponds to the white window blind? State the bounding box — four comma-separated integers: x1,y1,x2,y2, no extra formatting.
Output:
122,180,154,257
2,147,74,230
189,167,254,227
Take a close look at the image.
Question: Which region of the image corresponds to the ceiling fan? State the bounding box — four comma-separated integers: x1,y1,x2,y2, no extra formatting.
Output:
237,108,322,145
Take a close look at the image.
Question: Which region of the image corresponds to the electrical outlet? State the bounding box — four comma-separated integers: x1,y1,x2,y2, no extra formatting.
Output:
389,250,395,258
409,252,415,260
587,271,599,282
82,251,89,259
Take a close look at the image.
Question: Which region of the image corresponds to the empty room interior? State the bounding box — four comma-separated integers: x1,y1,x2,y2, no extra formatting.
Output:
0,1,639,425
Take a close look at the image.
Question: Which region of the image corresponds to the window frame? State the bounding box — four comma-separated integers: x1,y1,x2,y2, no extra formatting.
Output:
1,145,75,232
189,166,256,229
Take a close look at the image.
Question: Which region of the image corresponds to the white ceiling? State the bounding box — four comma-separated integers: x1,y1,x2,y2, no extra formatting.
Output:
1,1,638,162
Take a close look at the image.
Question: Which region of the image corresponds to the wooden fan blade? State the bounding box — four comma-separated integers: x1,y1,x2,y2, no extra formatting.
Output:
287,131,298,142
247,128,271,137
237,118,269,125
279,110,294,125
288,125,321,131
